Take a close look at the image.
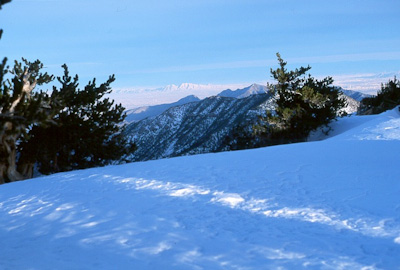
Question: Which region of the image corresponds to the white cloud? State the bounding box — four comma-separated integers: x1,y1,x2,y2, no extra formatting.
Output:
332,72,400,94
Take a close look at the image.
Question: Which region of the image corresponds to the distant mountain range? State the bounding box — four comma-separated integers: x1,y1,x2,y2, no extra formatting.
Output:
114,83,254,94
112,81,374,110
123,83,268,123
123,84,367,123
124,84,364,162
124,94,270,161
218,83,269,98
338,88,372,102
125,95,200,123
112,82,374,110
111,83,249,109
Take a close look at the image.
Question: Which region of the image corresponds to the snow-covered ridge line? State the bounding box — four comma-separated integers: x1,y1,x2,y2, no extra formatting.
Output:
124,87,361,161
113,83,252,94
111,82,369,109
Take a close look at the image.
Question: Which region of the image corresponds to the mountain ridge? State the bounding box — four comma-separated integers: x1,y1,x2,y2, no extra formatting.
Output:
217,83,269,99
124,89,360,161
124,95,200,123
125,94,271,161
123,84,364,125
112,81,372,109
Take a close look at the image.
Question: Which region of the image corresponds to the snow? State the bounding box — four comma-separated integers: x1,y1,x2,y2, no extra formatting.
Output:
1,108,400,269
217,83,269,99
112,82,373,110
124,95,200,123
110,83,249,109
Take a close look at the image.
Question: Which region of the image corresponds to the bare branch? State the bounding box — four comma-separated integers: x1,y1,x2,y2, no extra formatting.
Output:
9,69,36,113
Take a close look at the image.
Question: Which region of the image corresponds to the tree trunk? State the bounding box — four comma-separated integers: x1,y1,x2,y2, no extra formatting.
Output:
17,162,34,180
0,132,24,183
0,67,38,184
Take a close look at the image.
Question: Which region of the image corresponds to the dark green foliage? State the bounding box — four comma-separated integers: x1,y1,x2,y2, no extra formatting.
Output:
223,120,273,151
0,2,133,182
18,65,136,175
222,54,346,151
223,124,257,151
0,0,11,7
2,59,55,128
359,77,400,115
257,53,346,144
0,59,55,183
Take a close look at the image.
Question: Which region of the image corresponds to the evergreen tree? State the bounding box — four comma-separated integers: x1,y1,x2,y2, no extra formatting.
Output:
0,1,133,183
18,65,136,176
359,77,400,114
223,123,269,151
0,59,55,183
258,53,346,144
0,0,11,7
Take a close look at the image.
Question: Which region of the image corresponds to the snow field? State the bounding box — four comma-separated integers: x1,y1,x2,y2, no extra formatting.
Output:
0,108,400,269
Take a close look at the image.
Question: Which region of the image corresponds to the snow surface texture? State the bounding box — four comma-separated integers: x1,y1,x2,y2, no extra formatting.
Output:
1,108,400,269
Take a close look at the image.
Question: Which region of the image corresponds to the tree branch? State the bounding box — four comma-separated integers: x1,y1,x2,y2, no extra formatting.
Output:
9,69,36,113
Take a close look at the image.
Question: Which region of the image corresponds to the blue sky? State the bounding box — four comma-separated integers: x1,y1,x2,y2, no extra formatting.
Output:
1,0,399,91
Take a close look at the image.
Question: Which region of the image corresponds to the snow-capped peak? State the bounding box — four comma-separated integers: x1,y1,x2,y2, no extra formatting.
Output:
217,83,269,99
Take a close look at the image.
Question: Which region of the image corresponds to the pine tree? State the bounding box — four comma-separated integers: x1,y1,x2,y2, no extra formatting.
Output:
0,0,11,7
0,59,55,183
359,77,400,114
259,53,346,144
18,64,136,176
1,0,133,182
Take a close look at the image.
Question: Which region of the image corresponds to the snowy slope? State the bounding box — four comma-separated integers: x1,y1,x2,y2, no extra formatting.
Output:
1,108,400,269
125,94,270,161
124,95,200,123
125,90,359,162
